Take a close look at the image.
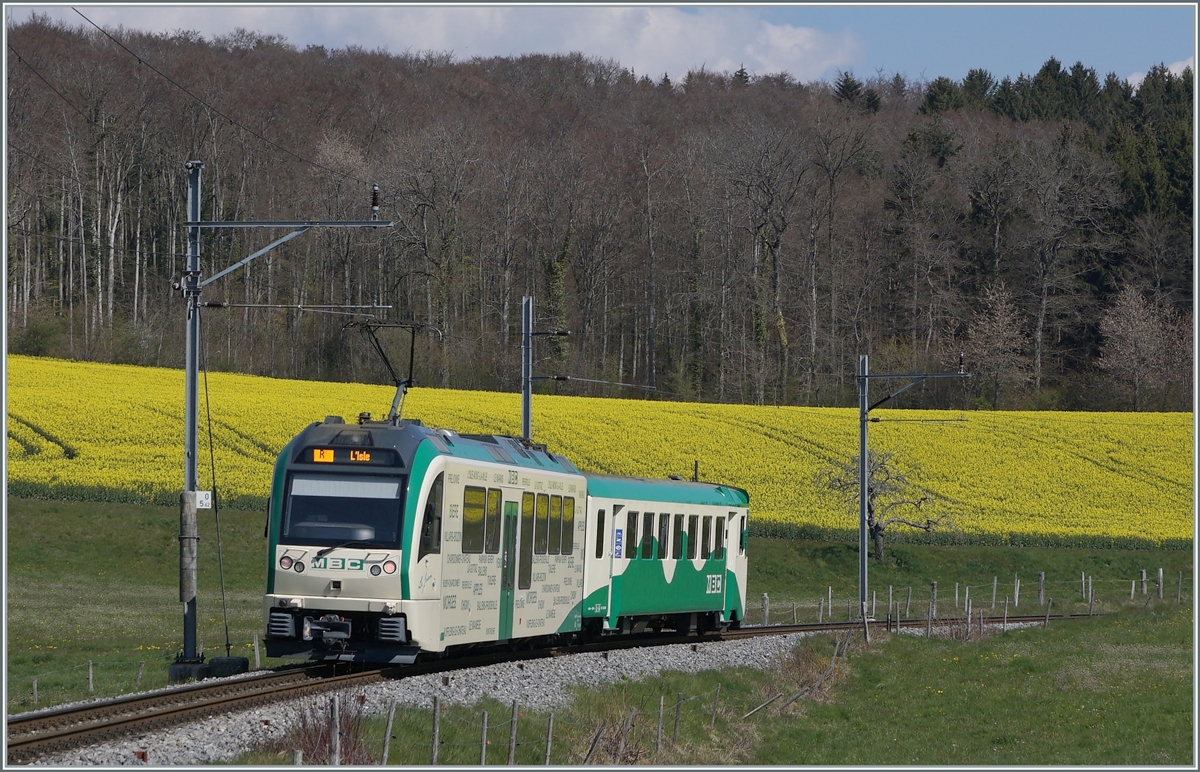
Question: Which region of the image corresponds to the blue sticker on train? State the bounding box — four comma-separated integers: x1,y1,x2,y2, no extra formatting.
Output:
614,528,623,559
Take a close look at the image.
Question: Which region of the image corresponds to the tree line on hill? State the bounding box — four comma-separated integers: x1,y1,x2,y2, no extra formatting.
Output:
6,16,1193,411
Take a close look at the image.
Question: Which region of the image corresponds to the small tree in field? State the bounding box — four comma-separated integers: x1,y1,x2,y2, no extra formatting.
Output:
817,449,951,562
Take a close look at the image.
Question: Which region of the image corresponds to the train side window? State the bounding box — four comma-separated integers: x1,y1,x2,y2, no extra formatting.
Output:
687,515,699,560
548,495,562,555
534,493,550,554
461,486,486,553
714,516,726,559
701,515,712,559
484,488,502,554
594,509,606,559
672,514,685,560
739,514,747,554
627,511,639,559
656,514,669,559
418,473,444,561
518,493,535,589
562,497,575,555
640,512,655,559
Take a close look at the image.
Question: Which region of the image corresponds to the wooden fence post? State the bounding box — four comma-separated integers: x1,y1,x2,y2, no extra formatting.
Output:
828,586,832,614
431,696,441,765
871,591,877,619
761,593,769,626
1158,568,1164,599
888,585,893,617
862,602,870,645
1088,578,1095,616
905,586,912,617
792,602,797,624
330,696,340,766
656,696,664,753
1038,572,1045,606
926,598,933,637
711,684,721,727
1003,597,1009,632
613,710,636,764
931,582,937,619
817,597,823,623
581,721,606,765
136,661,145,689
88,660,94,693
1178,572,1183,605
954,583,959,610
32,677,37,706
1140,569,1147,596
544,714,553,765
992,576,997,609
480,710,489,766
293,750,303,765
1043,599,1052,629
1131,580,1135,600
381,700,397,765
508,700,518,765
254,633,261,670
1015,576,1020,608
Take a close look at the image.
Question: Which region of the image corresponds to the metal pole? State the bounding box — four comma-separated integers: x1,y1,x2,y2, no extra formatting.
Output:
522,297,532,441
858,354,869,609
177,161,203,671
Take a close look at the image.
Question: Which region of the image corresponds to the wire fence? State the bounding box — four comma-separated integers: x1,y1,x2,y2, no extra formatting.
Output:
756,568,1192,626
12,568,1190,719
11,636,268,712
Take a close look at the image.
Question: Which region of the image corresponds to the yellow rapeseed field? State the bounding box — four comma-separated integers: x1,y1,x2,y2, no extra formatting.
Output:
5,355,1193,546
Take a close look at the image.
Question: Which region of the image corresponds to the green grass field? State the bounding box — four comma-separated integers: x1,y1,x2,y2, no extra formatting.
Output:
233,605,1193,766
6,497,1193,766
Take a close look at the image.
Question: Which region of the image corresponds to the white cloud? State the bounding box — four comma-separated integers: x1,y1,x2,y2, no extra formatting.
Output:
1126,55,1194,90
7,5,861,82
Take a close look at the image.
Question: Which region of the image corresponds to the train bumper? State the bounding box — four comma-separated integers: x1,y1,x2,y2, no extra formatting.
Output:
265,639,420,664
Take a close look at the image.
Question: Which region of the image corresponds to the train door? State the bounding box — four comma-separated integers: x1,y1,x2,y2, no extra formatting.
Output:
499,501,518,639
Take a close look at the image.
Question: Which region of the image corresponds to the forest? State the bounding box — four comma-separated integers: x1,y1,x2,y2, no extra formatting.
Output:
5,15,1193,411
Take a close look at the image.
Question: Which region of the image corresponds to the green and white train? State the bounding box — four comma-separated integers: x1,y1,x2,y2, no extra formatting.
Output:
264,414,749,664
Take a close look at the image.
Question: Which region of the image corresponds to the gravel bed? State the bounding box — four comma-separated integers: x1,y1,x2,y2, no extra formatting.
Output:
28,633,814,766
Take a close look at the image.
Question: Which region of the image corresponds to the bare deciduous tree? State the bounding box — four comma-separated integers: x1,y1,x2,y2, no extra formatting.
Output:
965,283,1030,408
817,449,951,562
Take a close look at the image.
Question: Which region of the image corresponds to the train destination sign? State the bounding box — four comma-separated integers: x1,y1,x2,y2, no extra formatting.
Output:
303,447,399,466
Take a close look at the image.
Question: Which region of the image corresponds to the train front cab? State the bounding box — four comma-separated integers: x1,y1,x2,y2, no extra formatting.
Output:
263,423,588,663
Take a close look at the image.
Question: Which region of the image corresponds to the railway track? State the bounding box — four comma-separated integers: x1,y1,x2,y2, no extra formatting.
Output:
6,611,1095,764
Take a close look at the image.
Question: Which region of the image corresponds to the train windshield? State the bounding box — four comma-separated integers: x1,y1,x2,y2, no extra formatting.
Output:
282,473,406,549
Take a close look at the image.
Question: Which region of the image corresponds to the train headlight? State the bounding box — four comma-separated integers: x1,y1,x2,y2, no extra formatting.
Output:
294,561,305,573
279,556,294,570
383,560,397,574
370,565,382,576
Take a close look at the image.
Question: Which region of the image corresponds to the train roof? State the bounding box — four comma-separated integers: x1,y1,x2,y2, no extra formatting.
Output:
289,418,581,475
583,472,749,508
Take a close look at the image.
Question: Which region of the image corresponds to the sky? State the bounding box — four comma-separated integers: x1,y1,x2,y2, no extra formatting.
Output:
4,4,1197,88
